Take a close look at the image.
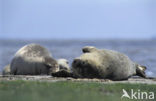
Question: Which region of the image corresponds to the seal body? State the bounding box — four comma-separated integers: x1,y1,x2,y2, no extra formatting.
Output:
72,46,145,80
10,43,59,75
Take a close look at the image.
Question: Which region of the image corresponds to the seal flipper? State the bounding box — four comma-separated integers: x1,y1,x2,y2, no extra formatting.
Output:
136,65,147,78
82,46,97,53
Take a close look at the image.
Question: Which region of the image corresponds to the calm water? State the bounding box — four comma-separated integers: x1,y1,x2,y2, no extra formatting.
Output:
0,39,156,77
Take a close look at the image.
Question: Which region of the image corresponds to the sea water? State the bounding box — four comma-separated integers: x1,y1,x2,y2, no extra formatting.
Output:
0,39,156,77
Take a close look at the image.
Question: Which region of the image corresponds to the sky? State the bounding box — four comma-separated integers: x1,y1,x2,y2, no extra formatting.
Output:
0,0,156,39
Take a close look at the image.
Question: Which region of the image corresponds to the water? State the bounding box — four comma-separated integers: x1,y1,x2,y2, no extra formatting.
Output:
0,39,156,77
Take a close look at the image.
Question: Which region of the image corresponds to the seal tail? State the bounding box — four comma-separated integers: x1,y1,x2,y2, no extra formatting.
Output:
136,65,147,78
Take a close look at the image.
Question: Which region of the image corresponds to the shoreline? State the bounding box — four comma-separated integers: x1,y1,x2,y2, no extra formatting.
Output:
0,75,156,84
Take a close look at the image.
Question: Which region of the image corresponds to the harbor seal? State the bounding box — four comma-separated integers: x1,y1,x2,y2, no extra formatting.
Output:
3,59,70,75
10,43,59,75
71,46,147,80
52,46,148,80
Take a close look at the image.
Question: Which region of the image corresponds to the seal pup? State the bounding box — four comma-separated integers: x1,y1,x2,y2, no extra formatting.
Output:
2,64,11,75
57,59,70,70
10,43,59,75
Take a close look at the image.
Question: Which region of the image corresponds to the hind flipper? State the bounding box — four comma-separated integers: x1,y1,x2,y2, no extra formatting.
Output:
136,65,147,78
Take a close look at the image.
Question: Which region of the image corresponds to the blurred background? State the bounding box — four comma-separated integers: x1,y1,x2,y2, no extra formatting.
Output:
0,0,156,76
0,0,156,39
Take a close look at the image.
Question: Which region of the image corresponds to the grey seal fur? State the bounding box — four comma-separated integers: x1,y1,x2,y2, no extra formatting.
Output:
71,46,147,80
3,59,70,75
10,43,59,75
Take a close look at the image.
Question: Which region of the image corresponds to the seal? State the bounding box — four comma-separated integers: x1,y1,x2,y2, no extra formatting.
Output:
71,46,147,80
3,58,70,75
10,43,59,75
57,59,70,70
52,46,148,80
2,64,11,75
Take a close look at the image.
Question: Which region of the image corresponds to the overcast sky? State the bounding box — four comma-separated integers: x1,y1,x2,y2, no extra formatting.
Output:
0,0,156,39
